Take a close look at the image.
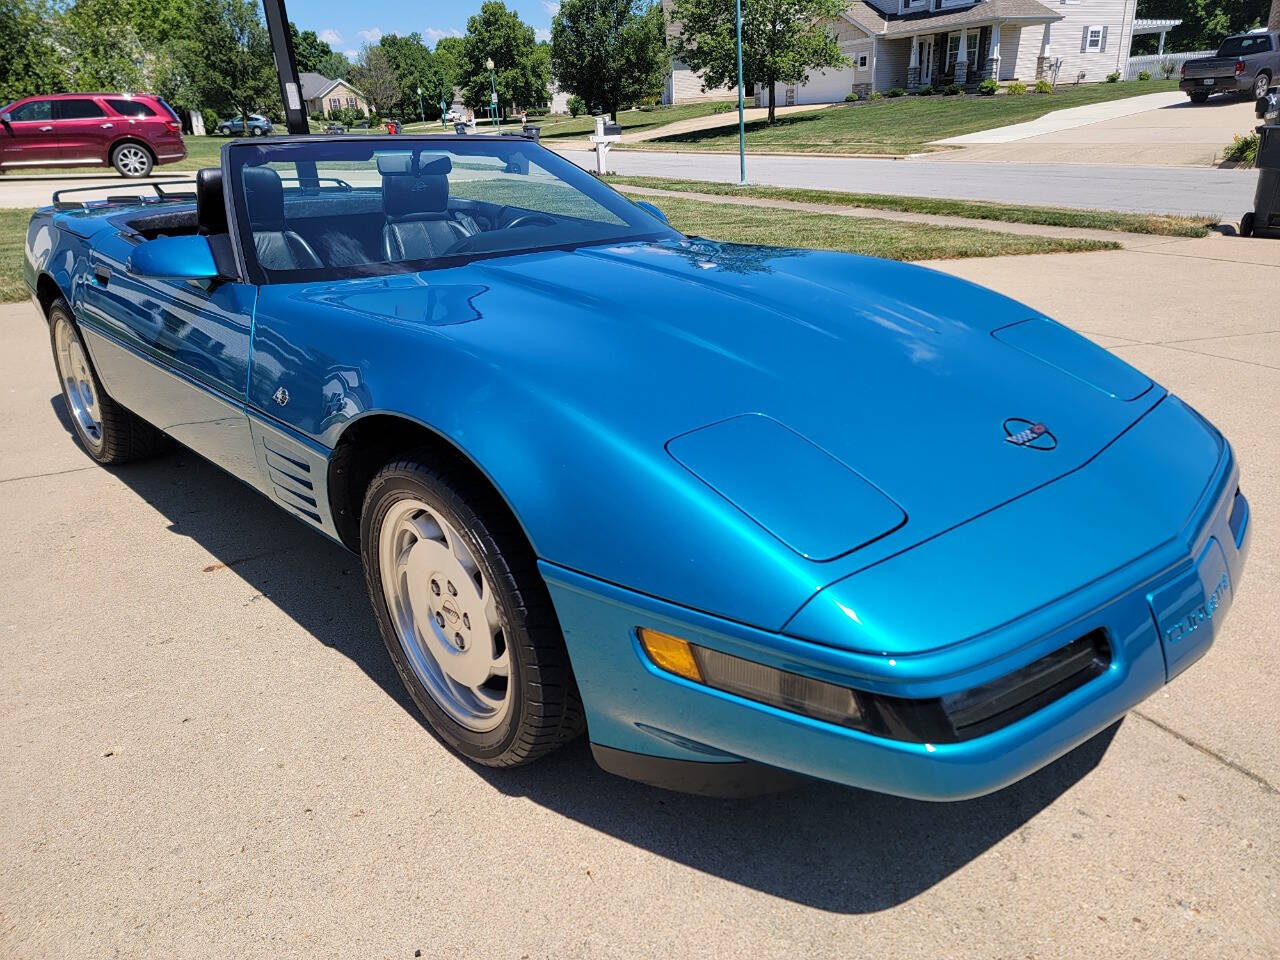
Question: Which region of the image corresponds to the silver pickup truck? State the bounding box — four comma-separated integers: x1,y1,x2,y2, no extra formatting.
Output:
1180,31,1280,102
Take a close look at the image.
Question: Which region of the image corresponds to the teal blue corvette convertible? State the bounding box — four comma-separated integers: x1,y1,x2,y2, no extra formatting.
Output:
24,136,1251,798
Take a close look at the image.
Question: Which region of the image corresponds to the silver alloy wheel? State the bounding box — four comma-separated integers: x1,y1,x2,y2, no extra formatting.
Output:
1255,73,1271,99
378,497,511,731
251,126,265,136
114,145,150,176
53,316,104,452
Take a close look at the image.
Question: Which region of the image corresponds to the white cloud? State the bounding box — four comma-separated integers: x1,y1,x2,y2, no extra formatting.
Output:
318,28,342,44
344,49,358,58
542,1,560,14
535,27,551,42
356,27,382,43
425,27,462,41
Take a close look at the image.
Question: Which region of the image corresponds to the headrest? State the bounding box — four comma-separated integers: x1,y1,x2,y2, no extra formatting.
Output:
376,152,452,176
383,172,448,219
242,166,285,230
196,168,227,235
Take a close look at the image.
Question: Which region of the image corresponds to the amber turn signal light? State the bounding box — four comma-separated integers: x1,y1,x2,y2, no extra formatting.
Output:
637,628,703,682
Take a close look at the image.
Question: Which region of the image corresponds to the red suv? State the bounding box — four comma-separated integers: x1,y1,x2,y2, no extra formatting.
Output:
0,93,186,178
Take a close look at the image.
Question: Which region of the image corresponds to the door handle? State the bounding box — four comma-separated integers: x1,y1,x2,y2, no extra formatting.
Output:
39,125,53,132
93,266,111,286
100,123,114,129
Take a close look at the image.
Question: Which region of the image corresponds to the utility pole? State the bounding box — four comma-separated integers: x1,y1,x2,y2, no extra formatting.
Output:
260,0,309,135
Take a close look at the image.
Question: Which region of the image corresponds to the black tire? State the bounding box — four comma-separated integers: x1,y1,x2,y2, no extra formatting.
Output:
1241,211,1255,237
110,142,153,178
360,452,584,766
1189,91,1210,104
1255,72,1272,100
218,126,231,136
251,126,265,137
47,298,165,465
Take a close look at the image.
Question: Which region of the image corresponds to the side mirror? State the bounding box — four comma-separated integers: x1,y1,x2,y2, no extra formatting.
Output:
0,112,12,124
634,199,668,223
126,235,220,281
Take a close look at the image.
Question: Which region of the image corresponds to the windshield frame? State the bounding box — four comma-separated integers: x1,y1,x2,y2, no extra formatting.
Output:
222,134,682,286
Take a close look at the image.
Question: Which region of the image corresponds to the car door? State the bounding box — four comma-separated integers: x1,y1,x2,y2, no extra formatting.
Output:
52,97,113,165
0,98,59,168
77,230,262,484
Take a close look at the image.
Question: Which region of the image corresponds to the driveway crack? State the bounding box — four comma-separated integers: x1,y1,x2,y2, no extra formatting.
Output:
1132,709,1277,795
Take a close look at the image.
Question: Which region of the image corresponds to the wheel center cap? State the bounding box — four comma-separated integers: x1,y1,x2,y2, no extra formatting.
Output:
441,598,461,626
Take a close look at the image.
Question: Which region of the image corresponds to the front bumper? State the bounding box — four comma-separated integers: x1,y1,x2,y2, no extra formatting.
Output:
545,406,1250,801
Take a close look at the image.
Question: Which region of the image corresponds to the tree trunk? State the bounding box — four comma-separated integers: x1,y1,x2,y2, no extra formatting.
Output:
767,80,776,124
240,103,250,136
1270,0,1280,31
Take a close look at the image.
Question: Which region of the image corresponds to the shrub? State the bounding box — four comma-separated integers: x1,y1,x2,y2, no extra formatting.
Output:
916,85,935,96
201,108,220,133
1223,133,1259,167
977,78,999,96
1159,58,1177,80
1006,81,1027,96
844,91,860,102
567,94,585,117
1138,70,1152,81
1034,80,1054,94
943,83,964,96
1106,71,1121,83
868,91,883,100
711,101,736,114
886,87,906,98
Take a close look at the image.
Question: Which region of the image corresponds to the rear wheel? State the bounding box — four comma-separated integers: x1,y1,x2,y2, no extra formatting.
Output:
111,142,152,178
1254,72,1272,100
1189,90,1210,104
1241,211,1256,237
361,453,583,766
251,126,265,136
48,299,164,464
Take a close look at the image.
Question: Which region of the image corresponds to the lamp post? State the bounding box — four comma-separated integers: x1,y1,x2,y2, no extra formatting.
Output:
734,0,746,185
486,57,500,131
417,86,424,124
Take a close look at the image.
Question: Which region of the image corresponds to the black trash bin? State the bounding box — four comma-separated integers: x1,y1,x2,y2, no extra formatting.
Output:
521,124,540,141
1242,89,1280,238
453,122,469,135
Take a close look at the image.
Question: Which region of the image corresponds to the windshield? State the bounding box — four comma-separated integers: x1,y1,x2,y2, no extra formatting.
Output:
225,136,681,284
1217,34,1272,56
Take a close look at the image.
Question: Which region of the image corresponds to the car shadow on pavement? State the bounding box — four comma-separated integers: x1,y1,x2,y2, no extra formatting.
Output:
76,403,1120,914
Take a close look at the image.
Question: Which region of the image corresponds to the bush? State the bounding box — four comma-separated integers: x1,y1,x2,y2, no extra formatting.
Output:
916,85,935,96
711,101,736,114
868,91,883,100
943,83,964,96
567,94,585,117
1224,133,1259,167
1159,58,1177,80
1137,70,1152,81
1006,81,1027,96
1034,80,1054,94
1106,71,1121,83
844,91,860,102
201,108,220,133
886,87,906,98
977,78,999,96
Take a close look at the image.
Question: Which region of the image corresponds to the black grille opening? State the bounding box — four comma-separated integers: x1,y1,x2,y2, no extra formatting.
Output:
1228,487,1246,544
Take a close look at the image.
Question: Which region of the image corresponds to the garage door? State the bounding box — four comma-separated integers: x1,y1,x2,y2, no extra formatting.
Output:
797,66,857,104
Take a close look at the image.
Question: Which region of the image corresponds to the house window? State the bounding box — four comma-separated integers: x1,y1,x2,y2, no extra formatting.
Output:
945,33,980,70
346,97,356,109
1085,27,1103,51
330,97,341,112
858,53,868,68
946,34,961,70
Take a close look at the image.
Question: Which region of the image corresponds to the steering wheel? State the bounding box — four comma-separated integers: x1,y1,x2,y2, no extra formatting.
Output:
503,212,557,231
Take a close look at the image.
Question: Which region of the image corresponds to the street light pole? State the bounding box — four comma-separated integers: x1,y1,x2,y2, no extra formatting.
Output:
735,0,746,185
417,86,424,124
486,57,500,131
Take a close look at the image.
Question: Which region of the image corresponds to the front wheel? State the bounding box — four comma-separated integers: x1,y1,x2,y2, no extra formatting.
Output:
1241,211,1255,237
218,126,231,136
48,300,164,464
361,454,584,766
111,142,153,178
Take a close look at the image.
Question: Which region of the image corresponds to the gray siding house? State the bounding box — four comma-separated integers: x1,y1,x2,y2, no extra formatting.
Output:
664,0,1139,103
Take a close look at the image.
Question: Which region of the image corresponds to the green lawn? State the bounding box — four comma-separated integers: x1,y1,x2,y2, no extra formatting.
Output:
653,195,1117,260
532,101,737,141
606,175,1216,237
637,81,1178,155
1,208,35,303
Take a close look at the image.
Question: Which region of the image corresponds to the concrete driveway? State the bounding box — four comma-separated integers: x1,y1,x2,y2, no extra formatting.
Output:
2,235,1278,958
932,93,1260,166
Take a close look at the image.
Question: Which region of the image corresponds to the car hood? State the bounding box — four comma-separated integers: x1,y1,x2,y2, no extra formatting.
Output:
278,239,1165,630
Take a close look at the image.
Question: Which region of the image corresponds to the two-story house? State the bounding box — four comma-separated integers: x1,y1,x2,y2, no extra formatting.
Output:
664,0,1139,103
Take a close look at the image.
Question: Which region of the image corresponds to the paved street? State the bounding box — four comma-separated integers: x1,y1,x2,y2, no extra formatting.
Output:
563,148,1259,218
2,231,1277,958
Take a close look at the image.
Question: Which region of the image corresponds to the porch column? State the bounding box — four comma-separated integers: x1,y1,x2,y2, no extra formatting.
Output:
1036,23,1052,81
987,21,1001,82
1157,30,1166,57
954,27,969,85
907,35,921,87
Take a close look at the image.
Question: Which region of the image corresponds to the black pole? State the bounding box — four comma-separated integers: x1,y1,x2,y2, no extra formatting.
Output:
261,0,309,135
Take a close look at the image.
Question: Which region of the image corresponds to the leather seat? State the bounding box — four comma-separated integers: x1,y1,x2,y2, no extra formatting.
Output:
242,166,322,271
382,166,478,262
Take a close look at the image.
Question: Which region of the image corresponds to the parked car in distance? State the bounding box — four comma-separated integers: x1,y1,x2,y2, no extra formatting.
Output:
217,114,274,136
1181,30,1280,102
0,92,185,178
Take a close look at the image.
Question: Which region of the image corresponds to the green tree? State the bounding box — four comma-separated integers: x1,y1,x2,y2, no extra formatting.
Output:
352,43,400,116
181,0,277,132
551,0,665,119
669,0,848,123
1132,0,1269,53
290,23,335,73
378,33,440,120
0,0,66,103
60,0,149,91
459,1,549,117
314,50,353,81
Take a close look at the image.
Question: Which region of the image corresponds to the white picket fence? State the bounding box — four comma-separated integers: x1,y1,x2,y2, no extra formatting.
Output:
1124,50,1216,81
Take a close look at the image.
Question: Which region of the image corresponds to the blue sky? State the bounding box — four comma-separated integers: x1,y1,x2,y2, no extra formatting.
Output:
292,0,559,60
